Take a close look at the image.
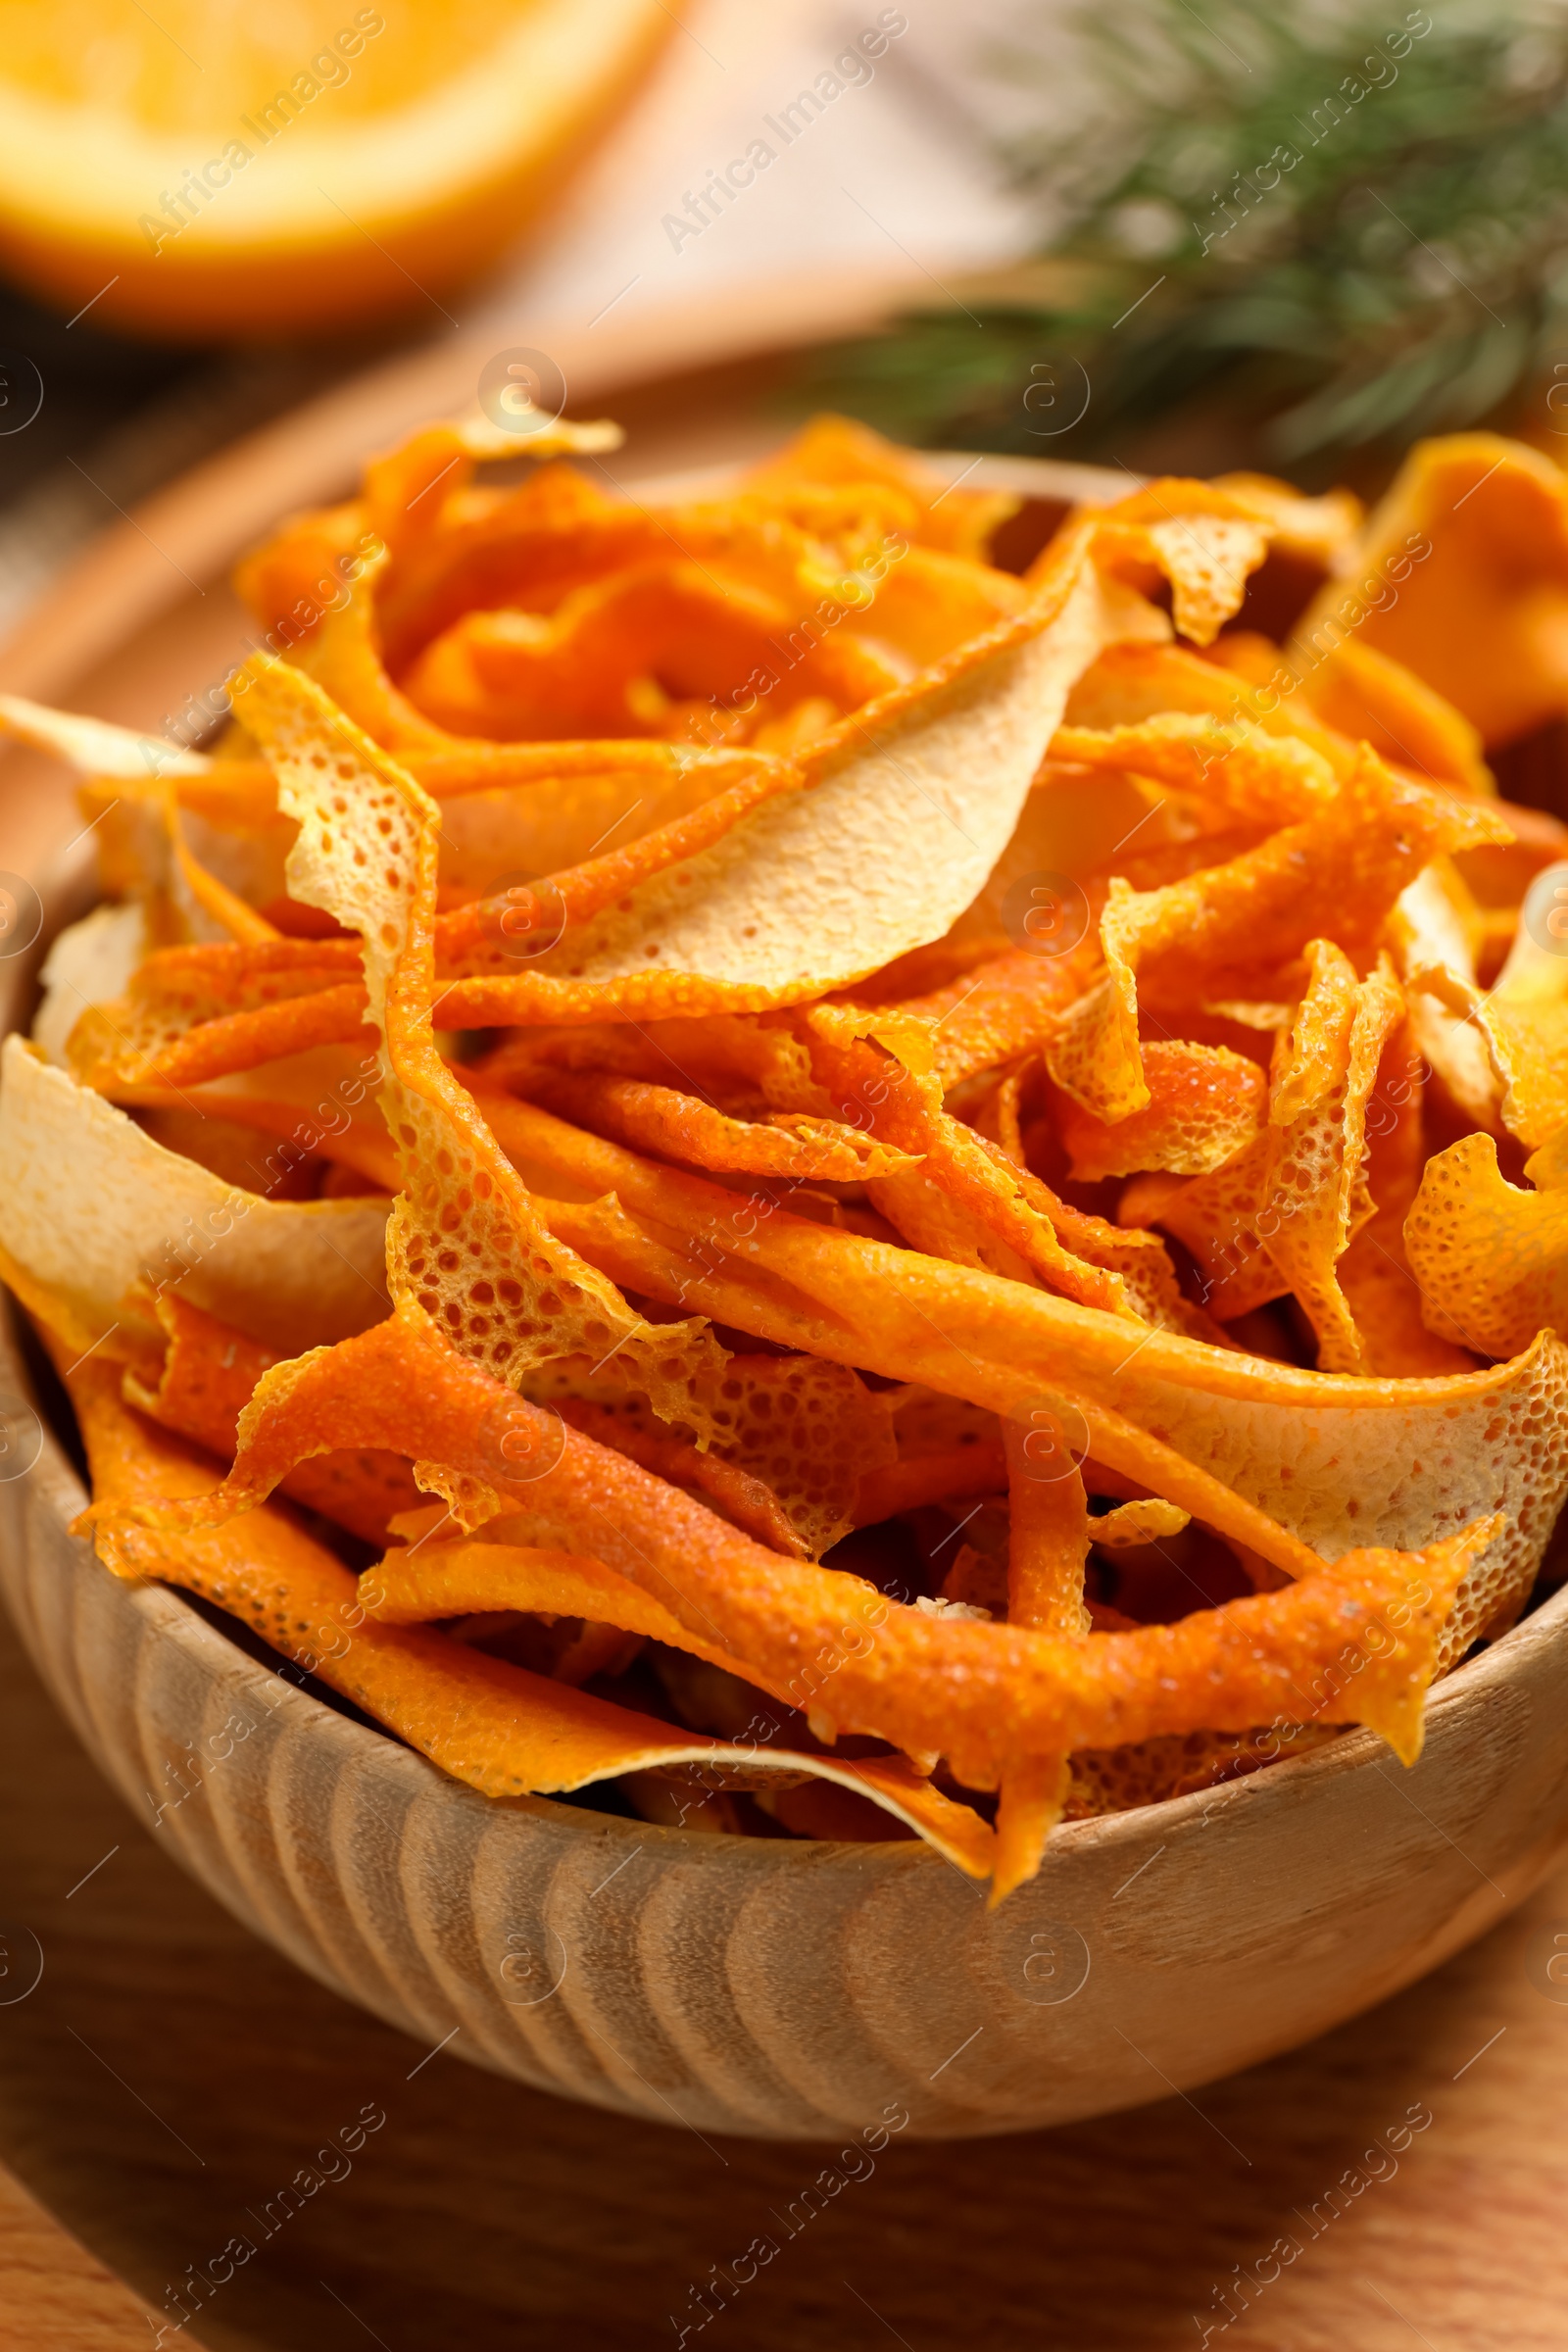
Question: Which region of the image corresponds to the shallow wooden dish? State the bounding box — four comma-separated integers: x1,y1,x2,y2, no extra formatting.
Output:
3,339,1568,2139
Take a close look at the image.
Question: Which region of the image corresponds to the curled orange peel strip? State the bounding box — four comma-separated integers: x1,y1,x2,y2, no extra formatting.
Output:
463,1088,1565,1649
524,1068,920,1184
369,483,1263,1022
1404,1132,1568,1362
1055,1039,1266,1181
1049,715,1338,824
1046,748,1508,1123
1150,945,1406,1367
431,752,807,973
994,1424,1091,1899
119,1310,1494,1786
124,1287,419,1545
54,1339,991,1875
529,1348,895,1562
227,653,727,1437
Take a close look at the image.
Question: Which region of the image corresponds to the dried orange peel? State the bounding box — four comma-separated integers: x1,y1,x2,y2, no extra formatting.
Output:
109,1307,1494,1785
3,414,1567,1903
48,1330,990,1874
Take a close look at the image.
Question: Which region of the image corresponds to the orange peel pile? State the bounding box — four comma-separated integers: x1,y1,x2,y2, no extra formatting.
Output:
4,413,1568,1903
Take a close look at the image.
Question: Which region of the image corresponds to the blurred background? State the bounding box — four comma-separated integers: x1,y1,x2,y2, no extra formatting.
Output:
7,0,1568,652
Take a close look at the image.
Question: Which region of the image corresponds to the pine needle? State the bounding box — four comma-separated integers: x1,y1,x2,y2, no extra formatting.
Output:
805,2,1568,477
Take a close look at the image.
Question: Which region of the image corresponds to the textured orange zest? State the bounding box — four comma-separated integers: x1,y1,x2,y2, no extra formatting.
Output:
124,1290,419,1545
367,1536,784,1673
547,1393,806,1556
124,1312,1490,1784
526,1068,919,1183
1004,1428,1091,1637
807,1019,1129,1315
233,656,725,1438
1055,1041,1267,1181
93,1080,401,1193
56,1340,989,1865
855,1446,1009,1523
433,755,805,970
80,984,372,1088
478,1088,1562,1648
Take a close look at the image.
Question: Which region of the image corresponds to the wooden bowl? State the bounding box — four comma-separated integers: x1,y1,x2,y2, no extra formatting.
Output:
3,1390,1566,2141
3,336,1567,2139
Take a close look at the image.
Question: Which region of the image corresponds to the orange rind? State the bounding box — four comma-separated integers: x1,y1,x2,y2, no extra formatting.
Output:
3,417,1566,1900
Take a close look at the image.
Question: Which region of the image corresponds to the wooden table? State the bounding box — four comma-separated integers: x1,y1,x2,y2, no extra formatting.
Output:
1,1564,1566,2352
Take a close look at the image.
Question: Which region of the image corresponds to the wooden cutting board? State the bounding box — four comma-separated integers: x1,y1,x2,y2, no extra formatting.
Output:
3,282,1568,2352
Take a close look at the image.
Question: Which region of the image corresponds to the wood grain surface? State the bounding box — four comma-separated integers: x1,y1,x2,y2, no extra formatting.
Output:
0,2158,192,2352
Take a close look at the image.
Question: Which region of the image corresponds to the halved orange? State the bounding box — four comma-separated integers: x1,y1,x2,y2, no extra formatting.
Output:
0,0,673,339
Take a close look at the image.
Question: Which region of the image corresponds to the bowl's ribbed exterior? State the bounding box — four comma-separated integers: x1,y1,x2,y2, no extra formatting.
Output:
6,1371,1568,2141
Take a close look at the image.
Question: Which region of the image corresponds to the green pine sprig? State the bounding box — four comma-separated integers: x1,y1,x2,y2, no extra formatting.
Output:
805,1,1568,478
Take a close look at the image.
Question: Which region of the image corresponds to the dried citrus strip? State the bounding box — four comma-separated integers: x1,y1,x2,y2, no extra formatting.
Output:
122,1288,419,1544
133,1308,1494,1787
528,1348,895,1561
365,1533,793,1685
401,559,832,740
64,763,808,1088
1050,714,1338,823
1057,482,1271,647
1054,1040,1266,1179
1390,860,1499,1131
426,484,1275,1023
1291,638,1494,796
803,1015,1199,1329
1293,432,1568,748
543,1394,804,1554
1047,750,1506,1121
481,1092,1566,1646
855,1444,1009,1523
875,947,1094,1089
1209,470,1362,565
231,655,726,1435
1147,947,1405,1368
427,897,1086,1040
524,1070,917,1184
805,1011,1138,1319
0,692,209,778
1336,1020,1479,1379
159,784,282,948
433,751,804,970
1256,957,1405,1371
1065,640,1357,773
105,1047,402,1197
72,981,370,1092
996,1423,1089,1894
65,936,363,1091
993,1755,1074,1907
360,413,623,566
1404,1133,1568,1362
740,414,1019,563
56,1341,990,1872
295,572,453,753
1004,1428,1091,1637
0,1036,387,1353
1419,868,1568,1152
